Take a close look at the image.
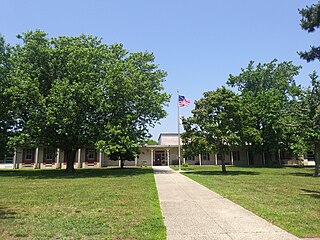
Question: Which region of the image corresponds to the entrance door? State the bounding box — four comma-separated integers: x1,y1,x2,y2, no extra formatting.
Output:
154,151,165,166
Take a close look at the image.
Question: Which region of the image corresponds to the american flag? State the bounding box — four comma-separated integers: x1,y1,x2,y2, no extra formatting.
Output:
178,95,190,107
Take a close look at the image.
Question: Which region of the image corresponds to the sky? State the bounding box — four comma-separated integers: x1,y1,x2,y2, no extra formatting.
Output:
0,0,319,140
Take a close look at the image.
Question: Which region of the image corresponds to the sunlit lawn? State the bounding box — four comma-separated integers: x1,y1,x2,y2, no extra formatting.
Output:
172,165,319,238
0,167,165,240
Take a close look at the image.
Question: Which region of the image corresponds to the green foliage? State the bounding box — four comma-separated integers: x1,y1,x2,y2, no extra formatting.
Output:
182,162,189,168
298,2,320,62
182,86,242,172
4,30,170,170
228,60,302,164
145,139,158,145
300,72,320,176
0,35,13,155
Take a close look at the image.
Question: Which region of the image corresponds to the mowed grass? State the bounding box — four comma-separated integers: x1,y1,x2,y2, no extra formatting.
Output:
173,165,319,238
0,167,165,240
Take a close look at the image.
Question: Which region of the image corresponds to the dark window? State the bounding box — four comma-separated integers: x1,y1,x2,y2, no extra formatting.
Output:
186,155,195,161
232,151,240,161
44,148,55,163
201,153,210,161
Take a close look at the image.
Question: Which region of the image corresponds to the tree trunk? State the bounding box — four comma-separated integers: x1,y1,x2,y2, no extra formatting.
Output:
120,159,124,169
65,149,76,173
314,143,320,177
220,152,227,173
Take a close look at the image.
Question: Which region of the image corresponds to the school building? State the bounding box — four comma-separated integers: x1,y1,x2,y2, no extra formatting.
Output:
0,133,315,169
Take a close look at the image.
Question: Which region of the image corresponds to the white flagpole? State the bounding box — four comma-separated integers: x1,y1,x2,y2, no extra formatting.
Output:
177,90,181,172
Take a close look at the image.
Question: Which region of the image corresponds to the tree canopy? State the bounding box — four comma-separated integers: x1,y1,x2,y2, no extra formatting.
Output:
298,1,320,62
228,60,302,165
0,35,13,156
5,30,170,171
182,87,242,173
297,2,320,176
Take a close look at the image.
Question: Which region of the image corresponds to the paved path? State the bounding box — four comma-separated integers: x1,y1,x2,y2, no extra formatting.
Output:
153,166,300,240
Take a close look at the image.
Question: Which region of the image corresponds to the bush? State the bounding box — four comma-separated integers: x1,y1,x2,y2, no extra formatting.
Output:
182,162,189,168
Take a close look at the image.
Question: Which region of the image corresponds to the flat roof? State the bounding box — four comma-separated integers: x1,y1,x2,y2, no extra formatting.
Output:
142,144,180,148
157,133,178,141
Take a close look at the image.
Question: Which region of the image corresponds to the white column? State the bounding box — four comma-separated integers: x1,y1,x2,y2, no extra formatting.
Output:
35,147,39,169
150,149,154,166
198,154,202,166
135,156,138,166
56,148,61,169
13,148,17,169
99,151,103,167
214,153,218,165
78,149,81,168
182,149,186,164
166,149,170,166
230,151,234,165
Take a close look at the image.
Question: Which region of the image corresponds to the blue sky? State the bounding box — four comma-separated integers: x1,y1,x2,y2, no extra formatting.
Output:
1,0,319,139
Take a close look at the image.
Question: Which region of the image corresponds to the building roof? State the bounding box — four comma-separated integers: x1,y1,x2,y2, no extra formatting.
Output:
157,133,178,141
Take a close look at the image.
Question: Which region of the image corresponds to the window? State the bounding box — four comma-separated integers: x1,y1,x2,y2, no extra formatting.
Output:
201,153,210,161
24,149,33,162
0,154,13,164
232,151,240,161
44,148,55,163
186,155,195,161
306,152,315,161
86,149,96,163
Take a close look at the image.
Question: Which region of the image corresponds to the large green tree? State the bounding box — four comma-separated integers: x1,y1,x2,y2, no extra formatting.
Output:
300,72,320,176
182,87,242,173
298,1,320,62
0,35,13,157
9,30,170,171
227,60,302,166
298,2,320,176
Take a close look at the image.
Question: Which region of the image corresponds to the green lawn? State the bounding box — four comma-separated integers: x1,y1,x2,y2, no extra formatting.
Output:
0,167,165,240
173,165,320,238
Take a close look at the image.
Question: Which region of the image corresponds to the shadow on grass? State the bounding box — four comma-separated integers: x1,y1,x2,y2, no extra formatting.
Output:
289,172,314,177
301,189,320,199
183,170,260,176
0,167,153,180
0,206,17,219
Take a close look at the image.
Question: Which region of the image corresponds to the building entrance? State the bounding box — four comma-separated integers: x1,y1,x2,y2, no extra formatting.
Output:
154,151,166,166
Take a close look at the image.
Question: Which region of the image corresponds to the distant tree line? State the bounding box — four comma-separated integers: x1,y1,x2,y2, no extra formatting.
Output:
0,30,170,172
182,2,320,176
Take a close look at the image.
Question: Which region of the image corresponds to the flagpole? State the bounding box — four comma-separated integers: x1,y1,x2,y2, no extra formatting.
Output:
177,90,181,172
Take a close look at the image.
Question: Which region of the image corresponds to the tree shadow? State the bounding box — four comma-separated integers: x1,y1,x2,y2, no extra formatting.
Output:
301,189,320,199
0,206,17,219
0,167,154,180
183,170,260,176
289,172,314,177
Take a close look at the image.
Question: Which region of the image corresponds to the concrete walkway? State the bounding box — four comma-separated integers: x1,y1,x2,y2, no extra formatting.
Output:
153,166,300,240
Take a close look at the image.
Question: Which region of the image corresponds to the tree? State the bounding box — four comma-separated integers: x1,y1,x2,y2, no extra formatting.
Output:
145,139,158,145
182,87,242,173
300,72,320,176
298,2,320,62
227,60,302,166
298,2,320,176
9,30,170,171
95,50,170,168
0,35,13,156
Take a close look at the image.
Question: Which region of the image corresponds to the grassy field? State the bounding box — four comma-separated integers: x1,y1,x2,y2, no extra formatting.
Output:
0,167,165,240
173,165,319,238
